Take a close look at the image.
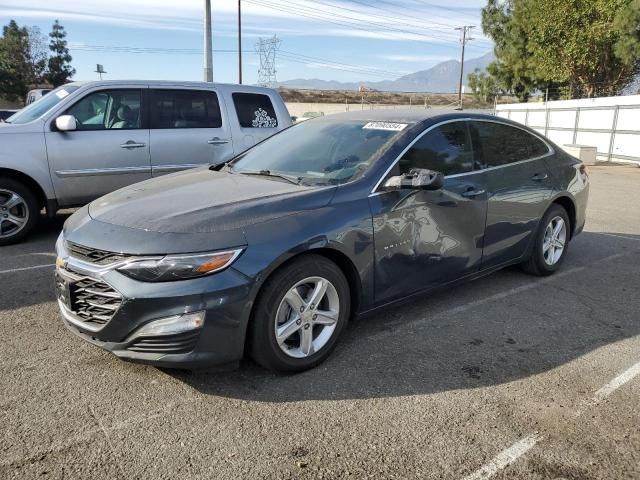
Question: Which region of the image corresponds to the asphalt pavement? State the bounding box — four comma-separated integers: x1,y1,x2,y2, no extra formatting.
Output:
1,164,639,479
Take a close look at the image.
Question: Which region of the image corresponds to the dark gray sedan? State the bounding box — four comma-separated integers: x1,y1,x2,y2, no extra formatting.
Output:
54,111,589,372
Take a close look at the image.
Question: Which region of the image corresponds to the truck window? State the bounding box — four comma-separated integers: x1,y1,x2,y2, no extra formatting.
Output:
232,93,278,128
151,90,222,129
66,90,142,130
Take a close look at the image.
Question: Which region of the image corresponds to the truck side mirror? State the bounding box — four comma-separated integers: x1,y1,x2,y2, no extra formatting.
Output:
55,115,77,132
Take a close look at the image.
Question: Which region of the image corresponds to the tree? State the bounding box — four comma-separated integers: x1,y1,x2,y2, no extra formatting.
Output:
481,0,640,99
46,20,75,87
468,68,498,103
27,26,48,85
0,21,33,101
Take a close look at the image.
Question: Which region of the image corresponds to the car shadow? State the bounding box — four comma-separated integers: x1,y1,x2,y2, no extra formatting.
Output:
168,231,640,402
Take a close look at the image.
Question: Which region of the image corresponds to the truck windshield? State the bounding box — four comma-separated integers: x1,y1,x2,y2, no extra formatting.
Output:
230,118,407,185
7,85,80,125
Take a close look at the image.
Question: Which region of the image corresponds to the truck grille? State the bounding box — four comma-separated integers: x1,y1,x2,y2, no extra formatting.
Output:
56,268,122,329
66,241,128,266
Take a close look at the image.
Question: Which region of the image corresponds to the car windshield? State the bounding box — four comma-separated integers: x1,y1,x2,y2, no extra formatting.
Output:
7,85,80,125
230,119,407,185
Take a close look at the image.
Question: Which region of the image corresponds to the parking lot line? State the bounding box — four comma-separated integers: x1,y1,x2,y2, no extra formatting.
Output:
594,360,640,401
0,263,55,275
461,434,542,480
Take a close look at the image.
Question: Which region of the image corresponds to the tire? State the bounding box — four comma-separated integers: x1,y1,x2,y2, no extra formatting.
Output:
0,178,39,246
249,254,351,372
521,204,570,276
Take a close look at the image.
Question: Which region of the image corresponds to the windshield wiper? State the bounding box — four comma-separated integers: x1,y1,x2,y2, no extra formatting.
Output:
237,169,303,185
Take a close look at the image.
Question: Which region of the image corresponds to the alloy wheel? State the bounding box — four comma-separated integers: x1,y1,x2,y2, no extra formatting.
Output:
542,215,566,266
274,276,340,358
0,189,29,239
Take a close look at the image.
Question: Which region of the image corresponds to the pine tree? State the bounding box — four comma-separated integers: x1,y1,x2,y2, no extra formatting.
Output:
46,20,75,87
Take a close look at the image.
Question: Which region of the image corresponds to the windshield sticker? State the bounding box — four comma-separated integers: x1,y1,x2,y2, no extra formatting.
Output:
363,121,408,131
55,89,69,99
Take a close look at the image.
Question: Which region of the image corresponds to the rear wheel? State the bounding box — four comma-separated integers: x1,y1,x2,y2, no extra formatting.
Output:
521,204,570,276
0,179,39,246
249,254,350,372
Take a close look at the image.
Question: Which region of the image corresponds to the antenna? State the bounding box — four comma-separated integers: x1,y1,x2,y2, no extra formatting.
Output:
255,35,281,88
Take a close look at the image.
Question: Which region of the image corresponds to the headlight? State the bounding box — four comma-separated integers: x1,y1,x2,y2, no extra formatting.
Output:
117,249,243,282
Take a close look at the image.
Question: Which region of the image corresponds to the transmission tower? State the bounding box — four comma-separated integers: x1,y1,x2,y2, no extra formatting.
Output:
255,35,281,87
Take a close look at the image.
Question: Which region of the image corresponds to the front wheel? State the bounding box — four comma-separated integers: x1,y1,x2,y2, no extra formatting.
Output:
521,204,570,276
0,179,39,246
249,255,350,372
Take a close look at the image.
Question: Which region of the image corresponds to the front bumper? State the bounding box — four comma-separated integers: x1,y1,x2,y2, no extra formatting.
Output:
55,242,254,369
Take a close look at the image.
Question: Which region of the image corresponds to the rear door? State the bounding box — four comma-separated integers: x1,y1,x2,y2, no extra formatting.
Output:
369,120,488,302
149,88,234,176
469,120,555,268
45,87,151,206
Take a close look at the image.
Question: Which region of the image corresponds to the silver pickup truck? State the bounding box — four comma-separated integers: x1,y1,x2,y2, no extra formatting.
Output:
0,80,292,245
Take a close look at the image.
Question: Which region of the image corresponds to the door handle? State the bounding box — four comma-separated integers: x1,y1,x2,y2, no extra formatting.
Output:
208,138,230,145
462,189,486,198
119,141,146,149
531,173,548,181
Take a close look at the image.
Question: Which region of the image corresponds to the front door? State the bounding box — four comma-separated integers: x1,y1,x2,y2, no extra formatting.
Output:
468,120,556,268
149,88,234,176
369,121,487,303
45,88,151,206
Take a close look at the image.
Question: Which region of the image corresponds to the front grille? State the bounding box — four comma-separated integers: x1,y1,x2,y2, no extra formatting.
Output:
66,241,128,266
57,268,122,329
127,331,200,354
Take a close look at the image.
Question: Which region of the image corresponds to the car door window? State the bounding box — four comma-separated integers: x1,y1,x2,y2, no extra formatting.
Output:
470,121,550,168
232,93,278,128
397,121,473,176
151,90,222,129
66,90,142,131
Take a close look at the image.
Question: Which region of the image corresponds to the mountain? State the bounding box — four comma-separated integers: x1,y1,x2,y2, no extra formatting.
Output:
277,52,495,93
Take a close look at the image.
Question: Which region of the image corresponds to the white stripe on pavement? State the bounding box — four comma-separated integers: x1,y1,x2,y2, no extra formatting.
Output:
0,263,55,275
461,434,542,480
594,361,640,401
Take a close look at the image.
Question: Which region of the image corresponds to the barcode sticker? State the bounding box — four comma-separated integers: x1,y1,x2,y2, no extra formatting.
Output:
363,121,408,131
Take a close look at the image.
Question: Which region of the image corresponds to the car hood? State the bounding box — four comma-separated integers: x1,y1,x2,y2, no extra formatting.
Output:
88,167,336,235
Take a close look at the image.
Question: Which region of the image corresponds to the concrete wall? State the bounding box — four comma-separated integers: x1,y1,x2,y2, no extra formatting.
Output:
285,102,447,118
496,95,640,164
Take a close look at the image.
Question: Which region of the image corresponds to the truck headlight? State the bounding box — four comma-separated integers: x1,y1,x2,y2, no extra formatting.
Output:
117,249,243,282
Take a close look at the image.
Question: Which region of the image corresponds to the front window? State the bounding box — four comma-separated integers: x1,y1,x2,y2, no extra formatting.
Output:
230,119,408,185
6,85,80,125
66,89,142,130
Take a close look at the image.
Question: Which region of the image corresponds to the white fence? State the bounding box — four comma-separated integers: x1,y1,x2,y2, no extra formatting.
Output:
495,95,640,165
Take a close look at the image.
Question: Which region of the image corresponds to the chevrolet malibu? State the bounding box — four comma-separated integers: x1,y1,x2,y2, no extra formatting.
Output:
55,111,589,372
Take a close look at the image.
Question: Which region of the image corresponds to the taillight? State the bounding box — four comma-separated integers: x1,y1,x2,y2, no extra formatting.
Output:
579,163,589,176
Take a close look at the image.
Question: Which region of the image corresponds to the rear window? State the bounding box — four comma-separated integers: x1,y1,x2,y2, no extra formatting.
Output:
151,90,222,129
470,121,550,167
232,92,278,128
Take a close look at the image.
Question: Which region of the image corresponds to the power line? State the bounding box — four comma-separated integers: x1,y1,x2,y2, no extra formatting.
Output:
244,0,474,45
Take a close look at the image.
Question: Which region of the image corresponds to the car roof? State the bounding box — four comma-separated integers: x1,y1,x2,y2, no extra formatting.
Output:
325,108,497,124
63,80,277,93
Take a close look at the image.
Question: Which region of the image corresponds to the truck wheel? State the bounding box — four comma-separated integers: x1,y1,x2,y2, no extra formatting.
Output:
0,178,40,246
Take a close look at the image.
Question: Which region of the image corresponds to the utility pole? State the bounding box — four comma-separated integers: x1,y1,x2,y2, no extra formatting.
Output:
238,0,242,84
255,36,281,87
203,0,213,82
455,25,474,109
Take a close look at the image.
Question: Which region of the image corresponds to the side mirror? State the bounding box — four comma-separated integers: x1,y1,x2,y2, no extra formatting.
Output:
383,168,444,191
55,115,77,132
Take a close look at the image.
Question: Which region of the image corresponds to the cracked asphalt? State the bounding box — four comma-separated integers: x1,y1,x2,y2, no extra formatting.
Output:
1,165,639,479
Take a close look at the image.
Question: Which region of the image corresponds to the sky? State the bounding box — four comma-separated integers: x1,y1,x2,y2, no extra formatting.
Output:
0,0,494,85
